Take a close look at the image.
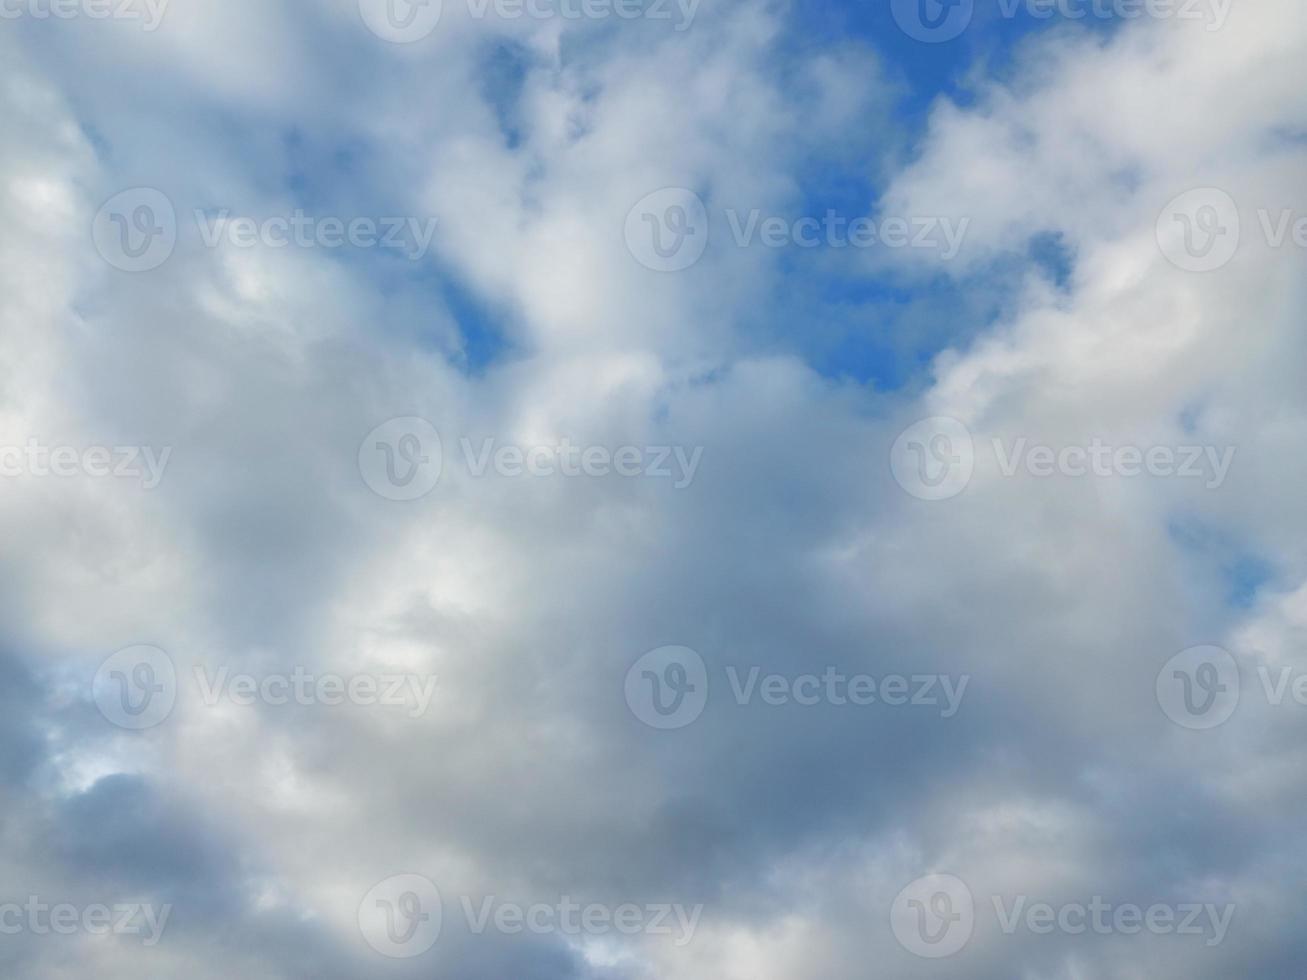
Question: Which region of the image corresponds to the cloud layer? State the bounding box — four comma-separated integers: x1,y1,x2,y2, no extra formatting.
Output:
1,1,1305,976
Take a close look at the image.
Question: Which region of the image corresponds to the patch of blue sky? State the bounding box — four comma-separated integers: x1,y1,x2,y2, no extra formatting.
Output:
1169,517,1279,611
478,40,533,150
782,0,1124,119
246,4,1132,384
726,1,1126,390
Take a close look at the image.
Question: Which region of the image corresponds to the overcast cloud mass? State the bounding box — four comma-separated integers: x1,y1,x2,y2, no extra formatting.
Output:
1,0,1306,976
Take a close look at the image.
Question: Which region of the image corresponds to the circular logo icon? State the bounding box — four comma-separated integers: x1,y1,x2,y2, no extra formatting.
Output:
359,0,442,43
1156,188,1240,272
359,417,442,501
92,188,177,273
359,874,443,958
890,417,974,501
891,0,974,42
93,645,177,730
1156,645,1240,730
624,188,709,272
625,645,709,730
890,873,974,958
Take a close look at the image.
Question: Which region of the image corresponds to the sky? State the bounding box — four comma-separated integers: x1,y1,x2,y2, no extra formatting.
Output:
1,0,1306,977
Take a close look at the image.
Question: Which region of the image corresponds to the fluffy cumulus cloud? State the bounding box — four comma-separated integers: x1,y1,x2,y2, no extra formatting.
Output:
1,0,1304,976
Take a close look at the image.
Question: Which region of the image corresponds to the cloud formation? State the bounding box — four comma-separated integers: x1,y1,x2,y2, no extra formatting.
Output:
1,0,1305,976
